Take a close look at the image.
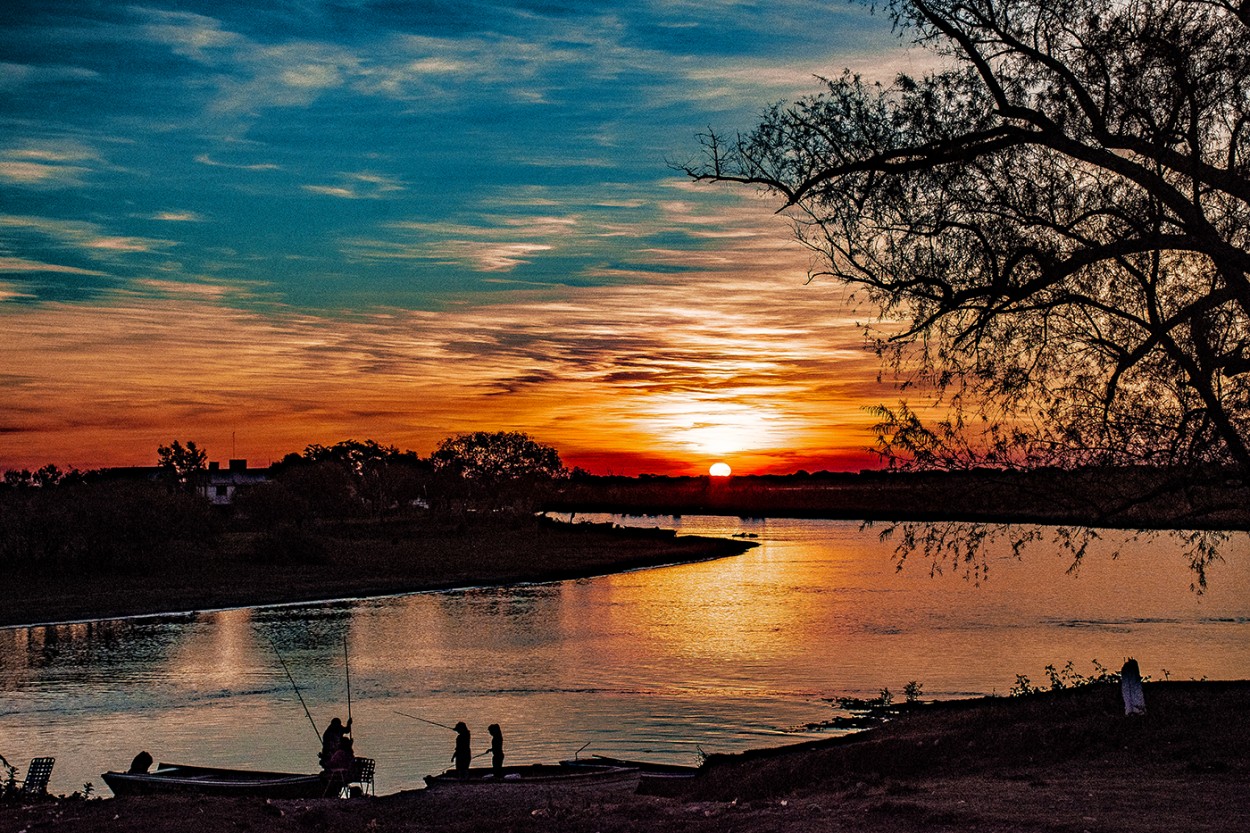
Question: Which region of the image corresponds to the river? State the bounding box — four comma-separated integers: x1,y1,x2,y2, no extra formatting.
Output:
2,515,1247,797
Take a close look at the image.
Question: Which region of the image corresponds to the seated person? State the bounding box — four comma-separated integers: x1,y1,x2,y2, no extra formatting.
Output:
324,736,356,789
128,751,154,774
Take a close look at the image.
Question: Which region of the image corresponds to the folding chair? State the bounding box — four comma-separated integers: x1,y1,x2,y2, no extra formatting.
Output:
351,757,376,797
322,766,349,798
19,757,55,797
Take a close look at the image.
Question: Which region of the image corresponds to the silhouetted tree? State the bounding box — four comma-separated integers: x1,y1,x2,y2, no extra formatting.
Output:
0,466,74,490
274,439,430,519
685,0,1250,488
31,464,70,488
157,440,207,491
431,431,566,513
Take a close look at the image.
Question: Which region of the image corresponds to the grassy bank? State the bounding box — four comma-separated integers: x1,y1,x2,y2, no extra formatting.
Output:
3,681,1246,832
0,517,753,628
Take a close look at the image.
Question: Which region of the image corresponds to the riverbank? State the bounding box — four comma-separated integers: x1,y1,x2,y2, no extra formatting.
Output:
0,517,754,628
3,680,1246,832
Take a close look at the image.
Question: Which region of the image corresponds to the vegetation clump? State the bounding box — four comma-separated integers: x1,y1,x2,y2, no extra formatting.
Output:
1010,659,1125,697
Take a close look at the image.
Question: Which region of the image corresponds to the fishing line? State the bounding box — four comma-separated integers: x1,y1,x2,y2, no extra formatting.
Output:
259,630,322,744
393,710,457,731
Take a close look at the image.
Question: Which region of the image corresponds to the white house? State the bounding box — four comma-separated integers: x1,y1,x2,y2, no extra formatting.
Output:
196,459,268,505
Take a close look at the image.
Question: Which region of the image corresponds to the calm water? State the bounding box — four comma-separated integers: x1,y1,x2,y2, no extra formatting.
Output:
3,516,1248,797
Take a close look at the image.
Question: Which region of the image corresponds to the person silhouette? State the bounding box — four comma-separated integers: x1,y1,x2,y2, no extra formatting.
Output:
452,722,472,777
320,717,352,767
329,736,355,774
325,736,356,795
487,723,504,777
128,751,153,774
1121,658,1146,716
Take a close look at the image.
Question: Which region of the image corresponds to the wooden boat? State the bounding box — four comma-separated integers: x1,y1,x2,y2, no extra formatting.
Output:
561,755,699,796
102,762,328,799
423,762,636,788
561,754,699,775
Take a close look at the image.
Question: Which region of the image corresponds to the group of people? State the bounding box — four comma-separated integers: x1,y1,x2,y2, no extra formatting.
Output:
452,722,504,777
320,715,504,782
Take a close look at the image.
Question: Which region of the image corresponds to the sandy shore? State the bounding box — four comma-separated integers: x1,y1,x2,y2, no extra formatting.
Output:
2,681,1246,832
1,518,753,628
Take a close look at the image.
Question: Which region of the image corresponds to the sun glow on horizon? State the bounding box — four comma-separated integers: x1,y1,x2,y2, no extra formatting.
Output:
709,461,732,477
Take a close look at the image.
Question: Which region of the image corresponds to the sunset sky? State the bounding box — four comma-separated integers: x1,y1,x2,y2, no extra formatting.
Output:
1,1,924,475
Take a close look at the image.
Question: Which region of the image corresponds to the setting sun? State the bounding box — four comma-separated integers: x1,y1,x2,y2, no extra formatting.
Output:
709,462,732,477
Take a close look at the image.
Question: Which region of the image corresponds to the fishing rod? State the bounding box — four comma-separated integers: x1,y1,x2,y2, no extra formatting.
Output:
393,710,457,731
343,636,352,728
260,631,322,744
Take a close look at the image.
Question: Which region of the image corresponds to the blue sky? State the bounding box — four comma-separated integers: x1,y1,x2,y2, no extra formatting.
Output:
1,1,919,473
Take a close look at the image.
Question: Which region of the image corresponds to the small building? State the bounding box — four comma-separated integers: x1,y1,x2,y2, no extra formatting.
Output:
196,459,268,506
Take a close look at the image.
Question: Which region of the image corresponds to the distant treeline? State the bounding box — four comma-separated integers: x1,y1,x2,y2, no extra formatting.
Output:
6,441,1246,580
550,467,1250,531
0,476,219,575
0,434,568,576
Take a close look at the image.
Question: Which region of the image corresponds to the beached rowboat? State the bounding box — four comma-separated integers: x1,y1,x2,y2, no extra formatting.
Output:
560,754,699,775
423,762,636,788
102,762,328,799
561,755,700,796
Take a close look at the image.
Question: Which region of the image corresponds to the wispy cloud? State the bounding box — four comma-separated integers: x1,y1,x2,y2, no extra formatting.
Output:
451,242,554,272
0,215,178,259
0,143,99,187
0,257,108,276
136,9,243,62
194,154,280,171
131,278,233,298
345,211,580,272
0,281,36,302
148,211,205,222
303,172,405,200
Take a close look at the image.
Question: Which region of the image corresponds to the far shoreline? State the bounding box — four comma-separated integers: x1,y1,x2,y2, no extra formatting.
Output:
2,541,750,632
2,517,755,630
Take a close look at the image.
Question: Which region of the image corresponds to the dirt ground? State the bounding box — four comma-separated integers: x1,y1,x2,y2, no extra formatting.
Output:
4,681,1246,833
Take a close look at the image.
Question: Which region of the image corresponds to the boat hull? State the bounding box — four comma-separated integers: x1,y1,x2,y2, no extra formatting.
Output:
561,756,699,796
560,755,699,775
102,763,328,799
423,763,636,788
